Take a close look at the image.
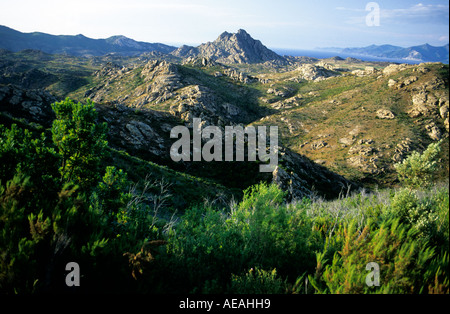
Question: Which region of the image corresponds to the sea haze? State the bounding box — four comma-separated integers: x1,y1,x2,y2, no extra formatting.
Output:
273,48,424,64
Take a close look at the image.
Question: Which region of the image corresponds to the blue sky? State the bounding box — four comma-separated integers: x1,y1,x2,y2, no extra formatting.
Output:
0,0,448,49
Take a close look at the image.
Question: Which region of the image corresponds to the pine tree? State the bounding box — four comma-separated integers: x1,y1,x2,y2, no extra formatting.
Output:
51,98,108,190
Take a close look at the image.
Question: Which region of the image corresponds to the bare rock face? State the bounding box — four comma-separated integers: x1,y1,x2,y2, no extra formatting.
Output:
0,84,57,127
181,56,217,68
339,137,355,147
346,140,382,174
132,60,182,106
388,79,397,88
389,76,419,89
172,45,200,59
439,97,449,131
221,68,256,84
440,102,449,119
271,96,303,110
169,85,240,126
407,90,448,138
95,103,175,161
403,76,418,86
267,87,294,98
87,60,183,107
409,92,432,118
392,138,414,163
425,122,442,141
94,62,122,78
273,147,359,201
122,120,162,150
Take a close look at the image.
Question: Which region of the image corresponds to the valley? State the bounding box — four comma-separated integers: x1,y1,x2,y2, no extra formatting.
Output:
1,30,448,198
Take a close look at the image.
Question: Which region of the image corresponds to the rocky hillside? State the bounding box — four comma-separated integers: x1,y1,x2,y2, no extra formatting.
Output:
1,30,449,207
0,52,361,202
172,29,286,64
251,61,449,186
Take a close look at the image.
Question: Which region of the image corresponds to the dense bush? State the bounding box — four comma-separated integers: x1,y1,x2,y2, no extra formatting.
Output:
163,183,321,293
394,140,442,189
0,99,166,293
51,98,108,190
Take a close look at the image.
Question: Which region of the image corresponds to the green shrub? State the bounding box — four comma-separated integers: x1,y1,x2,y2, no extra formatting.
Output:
166,183,320,293
394,140,442,189
0,101,168,293
51,98,108,190
389,188,439,239
310,217,444,294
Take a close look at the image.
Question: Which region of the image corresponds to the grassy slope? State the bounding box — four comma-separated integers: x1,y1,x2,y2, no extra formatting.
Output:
108,148,240,211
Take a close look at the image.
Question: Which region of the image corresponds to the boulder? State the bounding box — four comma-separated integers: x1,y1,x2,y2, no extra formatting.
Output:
346,156,378,174
296,64,339,81
383,64,408,75
388,79,397,88
339,137,355,147
425,123,442,141
376,109,395,119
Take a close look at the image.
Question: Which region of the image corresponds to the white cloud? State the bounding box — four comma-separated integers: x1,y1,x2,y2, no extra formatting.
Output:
381,3,449,24
338,3,449,26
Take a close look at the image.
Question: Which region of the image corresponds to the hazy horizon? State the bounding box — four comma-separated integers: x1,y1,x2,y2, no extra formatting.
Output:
1,0,449,50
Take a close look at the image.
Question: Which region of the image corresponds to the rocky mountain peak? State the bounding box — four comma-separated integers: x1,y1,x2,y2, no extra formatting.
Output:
236,29,251,38
172,29,286,64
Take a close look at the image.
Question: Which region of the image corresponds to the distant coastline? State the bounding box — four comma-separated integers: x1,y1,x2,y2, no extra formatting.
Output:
272,48,425,64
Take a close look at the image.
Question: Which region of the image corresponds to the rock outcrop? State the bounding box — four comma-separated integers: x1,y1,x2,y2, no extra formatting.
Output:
346,140,382,175
407,90,447,139
293,64,339,81
87,60,183,107
0,84,57,127
273,147,359,201
376,109,395,119
169,85,235,126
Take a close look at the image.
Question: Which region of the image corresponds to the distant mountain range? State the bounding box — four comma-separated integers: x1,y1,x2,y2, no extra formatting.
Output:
319,44,449,64
1,25,449,64
0,25,176,56
0,26,286,64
